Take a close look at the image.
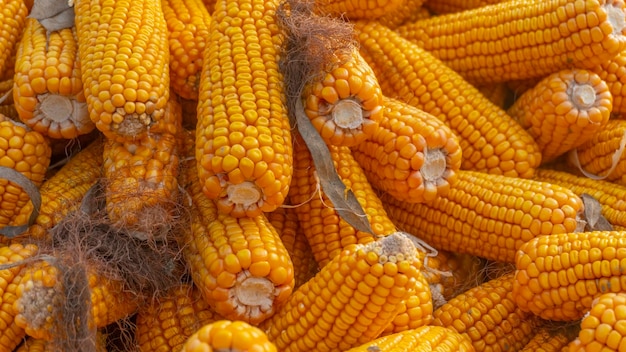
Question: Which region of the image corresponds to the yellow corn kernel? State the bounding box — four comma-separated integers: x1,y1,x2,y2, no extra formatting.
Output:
135,284,225,352
195,0,293,218
74,0,171,140
103,96,182,240
513,231,626,321
0,243,39,352
266,205,318,289
569,292,626,351
382,170,584,263
182,320,277,352
179,153,294,325
354,20,541,178
0,0,27,78
261,232,423,352
508,69,613,163
590,48,626,113
162,0,211,100
533,168,626,229
567,119,626,184
432,273,540,352
303,47,383,147
0,116,51,231
22,138,103,241
13,18,94,140
289,132,397,268
313,0,406,19
352,96,462,203
345,325,475,352
397,0,626,85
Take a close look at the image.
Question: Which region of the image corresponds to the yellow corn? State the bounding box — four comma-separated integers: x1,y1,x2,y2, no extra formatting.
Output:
74,0,171,140
352,96,462,203
513,231,626,321
425,0,510,14
0,243,39,352
312,0,406,19
13,18,94,140
590,48,626,113
533,168,626,229
261,232,423,352
345,325,475,352
103,97,182,240
14,332,108,352
354,20,542,178
0,115,51,231
182,320,277,352
568,292,626,351
383,170,584,263
289,133,397,268
266,205,318,289
195,0,292,218
396,0,626,85
179,152,294,325
135,284,224,352
567,119,626,184
520,325,580,352
376,0,431,30
303,47,383,147
20,138,102,241
432,273,540,352
14,259,139,341
162,0,211,100
507,69,613,163
0,0,27,78
382,269,433,335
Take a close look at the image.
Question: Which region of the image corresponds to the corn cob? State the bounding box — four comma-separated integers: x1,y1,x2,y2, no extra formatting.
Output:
179,154,294,325
14,332,108,352
568,292,626,351
0,0,27,78
13,18,94,140
0,116,51,231
567,119,626,184
376,0,431,30
22,138,103,241
533,168,626,229
354,20,542,178
346,325,475,352
397,0,626,85
422,250,485,306
425,0,510,14
302,47,383,147
103,96,182,239
261,232,423,352
352,96,462,203
513,231,626,321
195,0,292,218
135,284,225,352
312,0,406,19
520,325,580,352
289,133,397,268
162,0,211,100
13,259,139,340
507,69,613,163
74,0,171,140
383,170,584,263
182,320,277,352
0,243,39,352
382,269,433,335
266,205,318,289
432,273,540,352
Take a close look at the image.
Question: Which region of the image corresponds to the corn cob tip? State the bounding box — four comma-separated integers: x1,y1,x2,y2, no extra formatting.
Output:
606,2,626,38
225,181,262,208
331,98,364,130
227,270,289,325
364,232,418,264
